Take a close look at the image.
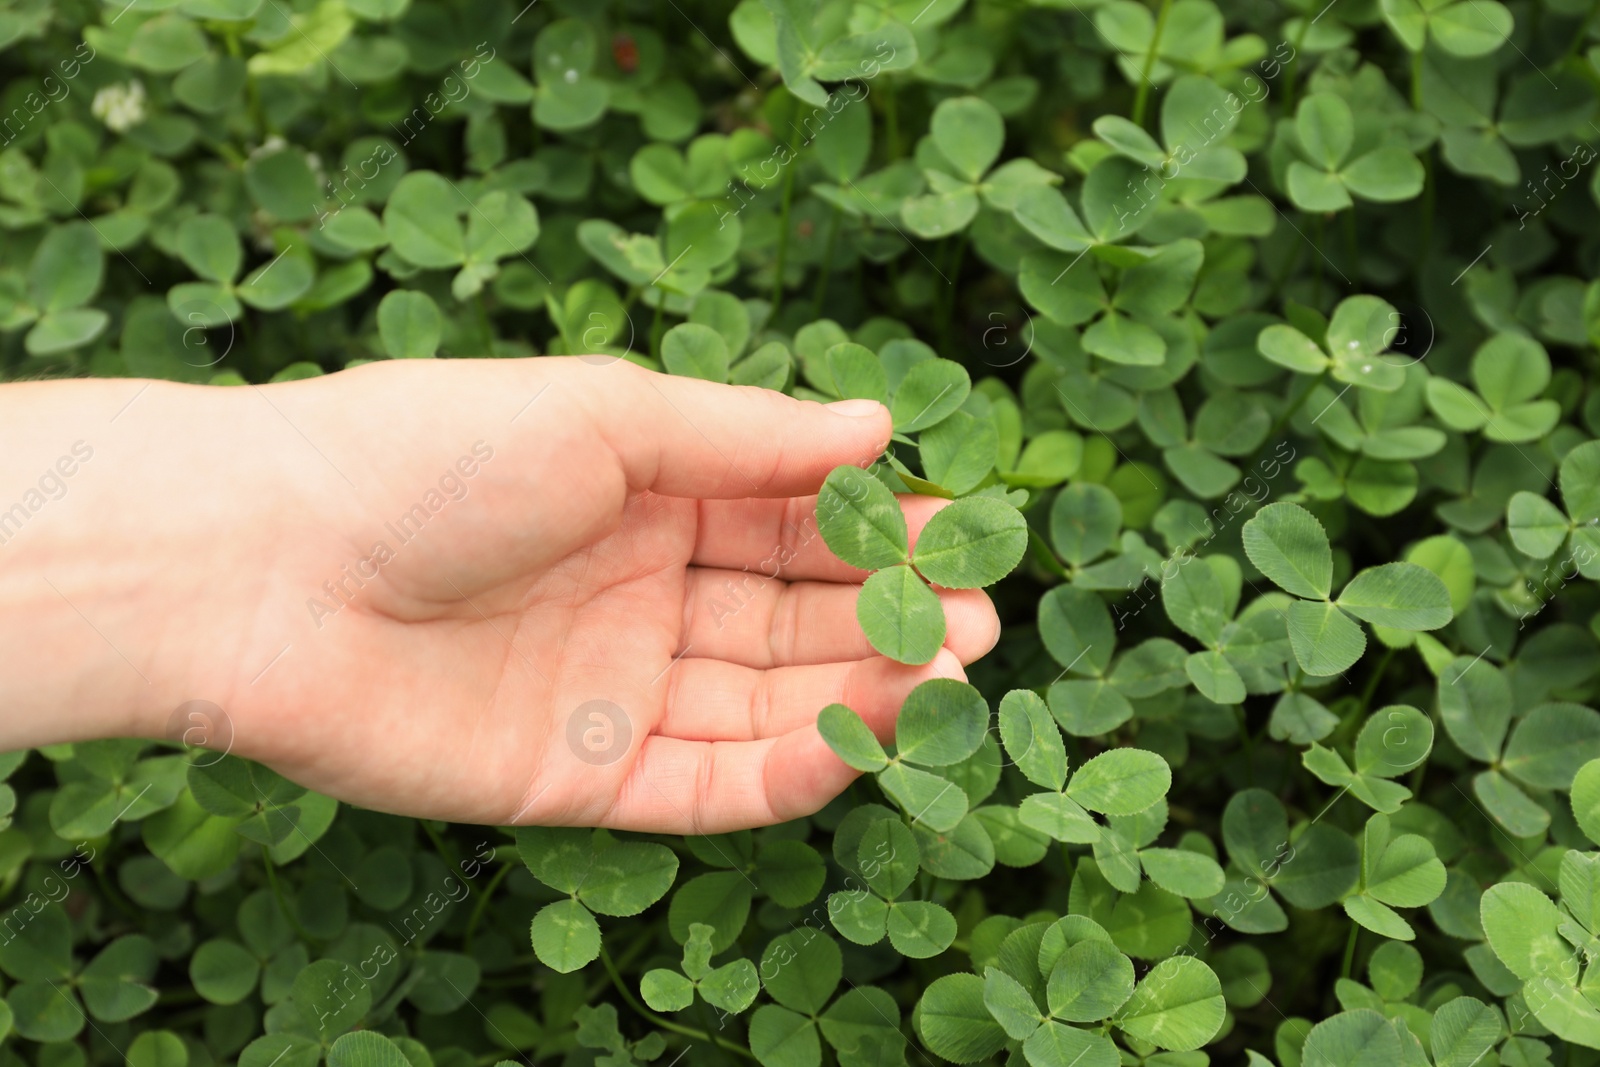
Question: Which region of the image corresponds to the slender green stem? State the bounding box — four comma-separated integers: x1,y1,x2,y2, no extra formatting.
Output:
599,948,755,1060
264,855,316,942
90,854,141,921
1562,0,1600,64
1313,214,1325,304
1410,49,1423,111
160,1006,218,1031
1358,648,1395,715
463,861,513,951
885,83,900,161
1408,753,1430,793
237,29,269,137
771,130,801,314
1244,370,1326,474
813,206,842,319
938,234,968,354
1132,0,1175,128
421,821,486,905
1340,921,1360,979
697,997,739,1067
201,137,246,166
1282,18,1313,112
475,294,495,352
1342,209,1358,277
1239,709,1256,788
1420,148,1435,269
582,933,652,1001
650,295,665,359
1269,231,1307,303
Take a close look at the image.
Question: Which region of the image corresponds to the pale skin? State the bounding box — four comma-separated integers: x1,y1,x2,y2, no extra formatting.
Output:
1,358,1000,834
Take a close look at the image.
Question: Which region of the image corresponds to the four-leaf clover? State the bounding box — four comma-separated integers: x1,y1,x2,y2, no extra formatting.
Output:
816,465,1027,665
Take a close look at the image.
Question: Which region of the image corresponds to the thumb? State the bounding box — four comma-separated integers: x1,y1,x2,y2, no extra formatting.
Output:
603,363,892,498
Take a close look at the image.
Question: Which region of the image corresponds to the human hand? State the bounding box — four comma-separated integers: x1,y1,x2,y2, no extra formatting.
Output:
7,359,1000,833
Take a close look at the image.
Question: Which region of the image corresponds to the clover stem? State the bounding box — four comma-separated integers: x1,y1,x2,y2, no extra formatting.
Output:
771,128,802,314
1030,528,1071,580
1340,920,1360,978
1269,237,1305,303
231,27,269,137
885,82,901,161
599,946,755,1060
462,860,514,951
90,851,141,922
814,206,842,318
938,234,968,353
1357,648,1394,715
421,820,487,906
1562,0,1600,64
1342,209,1357,276
697,997,739,1067
582,932,654,1001
1409,49,1423,111
1312,215,1325,304
1282,17,1313,111
1408,753,1430,793
263,852,316,943
1420,149,1436,267
475,293,494,349
200,136,246,166
1131,0,1175,129
1238,709,1256,787
651,292,665,358
1241,369,1326,477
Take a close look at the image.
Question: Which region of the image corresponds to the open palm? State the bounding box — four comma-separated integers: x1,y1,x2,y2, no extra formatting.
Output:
189,358,999,833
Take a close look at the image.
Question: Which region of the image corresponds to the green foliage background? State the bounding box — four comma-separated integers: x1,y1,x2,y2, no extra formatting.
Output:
5,0,1600,1064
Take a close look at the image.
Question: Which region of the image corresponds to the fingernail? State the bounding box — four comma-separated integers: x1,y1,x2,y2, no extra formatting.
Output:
825,399,886,417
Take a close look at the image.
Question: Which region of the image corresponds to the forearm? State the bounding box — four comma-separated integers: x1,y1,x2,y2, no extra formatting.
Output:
0,377,266,751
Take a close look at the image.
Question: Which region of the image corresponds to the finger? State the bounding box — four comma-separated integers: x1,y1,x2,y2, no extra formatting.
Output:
595,362,891,499
656,648,966,742
681,567,1000,668
690,493,954,581
597,727,862,834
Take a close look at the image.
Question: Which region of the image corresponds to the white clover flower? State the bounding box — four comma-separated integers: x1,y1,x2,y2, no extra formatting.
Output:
90,80,145,133
249,134,288,161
